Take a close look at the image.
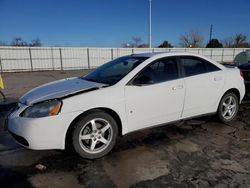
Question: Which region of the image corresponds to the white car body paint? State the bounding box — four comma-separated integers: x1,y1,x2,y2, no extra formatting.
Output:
124,78,185,131
20,77,108,105
181,70,225,118
8,52,245,150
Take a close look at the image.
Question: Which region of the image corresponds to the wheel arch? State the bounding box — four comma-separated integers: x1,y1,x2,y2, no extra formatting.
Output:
217,88,241,111
65,107,123,149
216,88,240,123
223,88,240,102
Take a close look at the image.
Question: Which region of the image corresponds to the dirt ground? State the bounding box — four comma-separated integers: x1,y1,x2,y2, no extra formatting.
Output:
1,70,250,188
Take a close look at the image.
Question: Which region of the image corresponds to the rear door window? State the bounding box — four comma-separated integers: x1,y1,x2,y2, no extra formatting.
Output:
180,56,220,77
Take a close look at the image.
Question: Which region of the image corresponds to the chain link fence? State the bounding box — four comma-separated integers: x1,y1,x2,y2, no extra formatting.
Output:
0,46,249,72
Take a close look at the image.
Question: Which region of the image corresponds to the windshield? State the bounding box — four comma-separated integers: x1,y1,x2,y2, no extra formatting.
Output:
82,56,148,85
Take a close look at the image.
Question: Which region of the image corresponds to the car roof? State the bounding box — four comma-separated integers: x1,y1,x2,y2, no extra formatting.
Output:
130,51,199,58
130,51,226,70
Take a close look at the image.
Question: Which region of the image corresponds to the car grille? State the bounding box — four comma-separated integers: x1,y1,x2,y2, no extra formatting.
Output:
242,70,250,82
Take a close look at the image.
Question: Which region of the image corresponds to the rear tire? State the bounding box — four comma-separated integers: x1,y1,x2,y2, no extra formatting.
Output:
217,92,239,123
72,111,118,159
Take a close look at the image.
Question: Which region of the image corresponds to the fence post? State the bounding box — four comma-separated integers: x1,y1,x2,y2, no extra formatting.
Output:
29,48,33,71
0,56,2,73
59,48,63,71
221,48,224,63
132,48,134,54
87,48,90,69
111,48,114,60
210,48,213,59
233,48,236,61
51,47,55,70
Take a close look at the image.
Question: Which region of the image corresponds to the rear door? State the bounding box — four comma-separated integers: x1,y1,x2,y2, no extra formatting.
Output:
180,56,224,118
124,57,185,132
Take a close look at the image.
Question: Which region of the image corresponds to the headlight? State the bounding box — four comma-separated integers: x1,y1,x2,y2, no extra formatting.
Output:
20,100,62,118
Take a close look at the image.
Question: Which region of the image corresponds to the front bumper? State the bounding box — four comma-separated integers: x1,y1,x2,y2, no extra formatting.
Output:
8,104,82,150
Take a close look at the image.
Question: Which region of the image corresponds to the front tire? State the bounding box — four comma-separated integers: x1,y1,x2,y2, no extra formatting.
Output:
217,92,239,123
72,111,118,159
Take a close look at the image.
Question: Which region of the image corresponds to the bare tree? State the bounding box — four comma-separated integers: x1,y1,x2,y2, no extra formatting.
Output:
30,38,42,47
122,43,131,48
11,37,28,46
132,37,142,47
179,30,203,48
0,41,7,46
138,43,149,48
223,34,249,48
122,37,146,48
222,37,234,48
10,37,43,47
234,33,248,48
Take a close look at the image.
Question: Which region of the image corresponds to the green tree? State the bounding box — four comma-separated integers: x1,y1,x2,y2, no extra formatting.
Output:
158,40,173,48
206,39,223,48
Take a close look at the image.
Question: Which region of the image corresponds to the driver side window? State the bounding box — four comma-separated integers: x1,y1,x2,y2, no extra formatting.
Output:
133,58,179,85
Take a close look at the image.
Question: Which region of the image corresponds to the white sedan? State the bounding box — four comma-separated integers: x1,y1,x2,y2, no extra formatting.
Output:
8,52,245,159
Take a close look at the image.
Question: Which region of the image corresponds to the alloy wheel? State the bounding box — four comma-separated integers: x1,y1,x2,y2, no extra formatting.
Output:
221,95,237,120
78,118,113,154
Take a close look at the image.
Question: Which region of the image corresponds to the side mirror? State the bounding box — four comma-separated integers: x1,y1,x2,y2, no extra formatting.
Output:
133,75,154,86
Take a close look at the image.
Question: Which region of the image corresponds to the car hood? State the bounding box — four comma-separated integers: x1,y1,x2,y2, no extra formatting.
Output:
20,77,108,105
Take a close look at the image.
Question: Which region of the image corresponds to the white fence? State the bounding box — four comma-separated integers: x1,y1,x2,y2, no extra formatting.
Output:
0,46,249,72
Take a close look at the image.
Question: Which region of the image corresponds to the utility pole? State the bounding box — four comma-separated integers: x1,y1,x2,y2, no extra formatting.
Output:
209,24,213,42
149,0,152,48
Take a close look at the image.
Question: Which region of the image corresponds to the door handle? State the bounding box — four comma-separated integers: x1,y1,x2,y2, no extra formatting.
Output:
172,85,184,90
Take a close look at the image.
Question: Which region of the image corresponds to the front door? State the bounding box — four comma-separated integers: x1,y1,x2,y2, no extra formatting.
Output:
124,57,185,132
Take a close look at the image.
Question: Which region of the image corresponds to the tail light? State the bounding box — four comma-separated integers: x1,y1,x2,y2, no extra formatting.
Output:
240,70,244,78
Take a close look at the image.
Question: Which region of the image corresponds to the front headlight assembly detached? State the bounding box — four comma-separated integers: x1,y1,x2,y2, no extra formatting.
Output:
20,100,62,118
